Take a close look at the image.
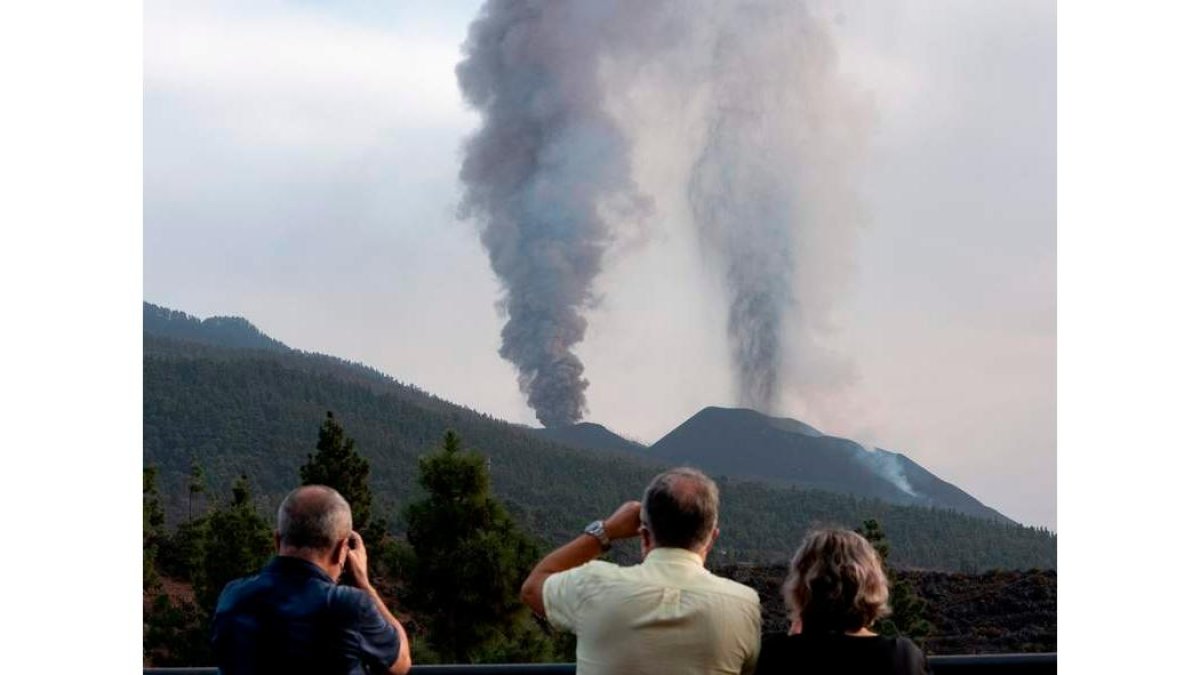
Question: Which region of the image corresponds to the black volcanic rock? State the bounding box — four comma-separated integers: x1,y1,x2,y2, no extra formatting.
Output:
648,407,1012,524
531,422,647,456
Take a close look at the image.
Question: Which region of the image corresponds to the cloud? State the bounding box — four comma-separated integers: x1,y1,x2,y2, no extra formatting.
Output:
145,1,473,148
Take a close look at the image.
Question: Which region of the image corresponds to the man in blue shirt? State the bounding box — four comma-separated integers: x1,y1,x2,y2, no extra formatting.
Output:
213,485,411,675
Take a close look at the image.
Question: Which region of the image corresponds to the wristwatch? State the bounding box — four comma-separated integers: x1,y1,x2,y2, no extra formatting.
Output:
584,520,612,551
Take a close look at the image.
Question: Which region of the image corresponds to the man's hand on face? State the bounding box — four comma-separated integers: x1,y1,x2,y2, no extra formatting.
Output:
603,500,644,540
344,530,371,589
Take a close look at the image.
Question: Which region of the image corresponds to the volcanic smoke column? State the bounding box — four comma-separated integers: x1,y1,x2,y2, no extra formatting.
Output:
687,2,868,414
456,1,648,427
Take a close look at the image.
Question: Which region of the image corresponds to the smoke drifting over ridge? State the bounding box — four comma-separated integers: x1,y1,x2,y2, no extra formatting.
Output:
457,0,869,425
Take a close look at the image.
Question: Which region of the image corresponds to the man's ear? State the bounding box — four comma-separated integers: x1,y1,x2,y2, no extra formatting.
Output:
334,537,350,565
273,531,282,552
704,527,720,555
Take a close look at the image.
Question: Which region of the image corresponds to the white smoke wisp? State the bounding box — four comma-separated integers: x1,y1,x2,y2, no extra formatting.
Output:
866,447,918,498
456,0,871,426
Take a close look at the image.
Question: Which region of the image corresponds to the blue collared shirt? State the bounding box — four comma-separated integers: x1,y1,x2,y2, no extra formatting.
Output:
212,556,401,675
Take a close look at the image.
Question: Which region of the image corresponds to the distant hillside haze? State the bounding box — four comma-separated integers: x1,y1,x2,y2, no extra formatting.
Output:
648,407,1012,523
142,302,1054,570
144,302,289,352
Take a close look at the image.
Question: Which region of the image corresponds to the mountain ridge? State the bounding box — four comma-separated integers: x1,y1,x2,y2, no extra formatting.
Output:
647,406,1012,523
530,422,647,457
142,302,1054,570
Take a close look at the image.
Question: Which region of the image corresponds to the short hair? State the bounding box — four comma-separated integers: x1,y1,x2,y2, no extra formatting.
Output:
277,485,353,551
641,467,720,550
783,529,891,633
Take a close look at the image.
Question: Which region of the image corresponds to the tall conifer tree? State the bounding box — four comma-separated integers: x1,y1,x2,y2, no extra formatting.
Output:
857,519,933,643
187,459,207,521
299,411,383,545
197,475,274,613
144,466,166,590
404,431,548,663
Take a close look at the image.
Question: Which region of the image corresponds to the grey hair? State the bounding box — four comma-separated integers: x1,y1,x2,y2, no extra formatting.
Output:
277,485,353,551
783,529,891,633
641,467,720,550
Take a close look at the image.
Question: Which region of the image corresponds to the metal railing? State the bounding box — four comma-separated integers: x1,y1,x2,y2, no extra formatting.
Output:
145,652,1057,674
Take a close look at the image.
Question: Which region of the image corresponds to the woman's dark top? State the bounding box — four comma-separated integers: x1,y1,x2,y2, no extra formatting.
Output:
755,632,930,675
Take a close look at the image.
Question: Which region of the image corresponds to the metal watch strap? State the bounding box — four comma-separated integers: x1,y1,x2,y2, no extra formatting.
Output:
584,520,611,551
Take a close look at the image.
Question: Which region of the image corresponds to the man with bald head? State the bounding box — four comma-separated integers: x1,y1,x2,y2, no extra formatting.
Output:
521,468,761,675
212,485,411,675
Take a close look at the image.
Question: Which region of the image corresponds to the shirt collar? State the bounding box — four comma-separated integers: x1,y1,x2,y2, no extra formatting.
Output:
644,547,705,567
266,555,335,583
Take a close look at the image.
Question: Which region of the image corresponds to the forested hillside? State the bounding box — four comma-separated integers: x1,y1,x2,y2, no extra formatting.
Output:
143,303,1055,571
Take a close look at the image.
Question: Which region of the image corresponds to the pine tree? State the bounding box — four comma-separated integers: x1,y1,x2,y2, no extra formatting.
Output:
187,459,207,521
144,466,166,590
160,516,209,583
299,411,385,547
857,519,933,643
146,472,271,667
404,431,549,663
158,462,211,583
196,475,274,613
144,593,211,667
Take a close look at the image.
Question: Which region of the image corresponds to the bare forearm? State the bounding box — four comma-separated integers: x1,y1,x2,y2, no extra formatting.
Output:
521,535,604,617
363,584,412,674
522,501,642,618
538,534,606,576
364,585,405,634
343,532,411,674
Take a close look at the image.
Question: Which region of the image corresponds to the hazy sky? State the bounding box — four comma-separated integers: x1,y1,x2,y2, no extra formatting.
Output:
144,0,1056,528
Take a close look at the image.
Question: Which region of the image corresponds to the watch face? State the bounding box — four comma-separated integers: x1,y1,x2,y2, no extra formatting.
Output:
586,521,608,543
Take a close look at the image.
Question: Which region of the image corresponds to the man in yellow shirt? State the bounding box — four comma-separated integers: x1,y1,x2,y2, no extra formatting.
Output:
521,467,762,675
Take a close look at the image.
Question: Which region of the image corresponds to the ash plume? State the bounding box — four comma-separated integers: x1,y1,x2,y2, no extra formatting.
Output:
456,0,868,423
686,1,870,414
456,1,650,427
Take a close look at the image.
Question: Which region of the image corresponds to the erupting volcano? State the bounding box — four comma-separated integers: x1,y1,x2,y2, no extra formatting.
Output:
456,0,869,427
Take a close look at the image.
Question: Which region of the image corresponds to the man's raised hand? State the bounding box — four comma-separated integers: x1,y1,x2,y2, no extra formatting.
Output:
603,500,644,540
345,530,371,588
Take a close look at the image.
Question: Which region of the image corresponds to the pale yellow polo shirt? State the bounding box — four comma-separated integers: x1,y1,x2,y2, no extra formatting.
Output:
543,547,761,675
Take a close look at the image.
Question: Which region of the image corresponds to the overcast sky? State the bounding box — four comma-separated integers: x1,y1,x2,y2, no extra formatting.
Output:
144,0,1056,529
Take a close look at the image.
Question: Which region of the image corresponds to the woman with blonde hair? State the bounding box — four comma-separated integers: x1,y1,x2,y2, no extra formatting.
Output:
755,528,930,674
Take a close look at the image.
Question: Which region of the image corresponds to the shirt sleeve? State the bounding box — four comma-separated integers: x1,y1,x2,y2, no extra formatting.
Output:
740,600,763,675
351,591,402,673
541,562,602,632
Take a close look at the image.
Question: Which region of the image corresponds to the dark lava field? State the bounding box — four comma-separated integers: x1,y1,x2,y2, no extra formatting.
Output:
717,565,1057,654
